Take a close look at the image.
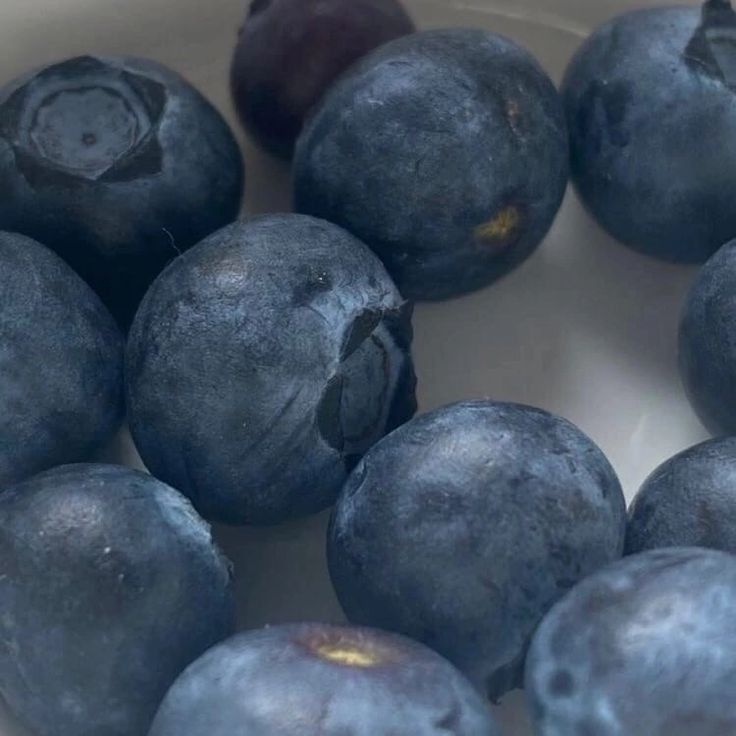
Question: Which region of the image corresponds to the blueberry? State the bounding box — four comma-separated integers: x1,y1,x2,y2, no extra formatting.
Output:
0,464,235,736
126,214,416,526
679,239,736,434
0,232,123,489
327,400,626,700
526,547,736,736
626,438,736,555
563,0,736,262
149,623,500,736
231,0,414,158
0,55,244,327
293,28,569,301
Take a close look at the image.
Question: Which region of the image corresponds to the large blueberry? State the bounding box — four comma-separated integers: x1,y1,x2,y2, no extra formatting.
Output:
126,214,416,526
327,400,626,700
563,0,736,262
0,55,244,327
679,239,736,434
231,0,414,158
0,464,235,736
627,438,736,555
0,231,123,489
149,623,500,736
526,547,736,735
293,28,569,301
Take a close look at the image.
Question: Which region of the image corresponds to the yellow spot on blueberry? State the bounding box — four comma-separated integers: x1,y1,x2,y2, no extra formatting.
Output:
314,642,382,668
475,206,521,244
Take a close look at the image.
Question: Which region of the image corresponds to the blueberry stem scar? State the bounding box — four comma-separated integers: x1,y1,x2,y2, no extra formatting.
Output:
311,642,383,668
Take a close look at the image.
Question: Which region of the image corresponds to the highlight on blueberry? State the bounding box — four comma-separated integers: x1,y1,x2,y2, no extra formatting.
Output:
231,0,415,158
526,547,736,736
0,55,244,326
294,28,569,301
126,214,416,526
679,239,736,435
148,623,501,736
563,0,736,262
0,464,235,736
327,400,626,700
0,231,123,490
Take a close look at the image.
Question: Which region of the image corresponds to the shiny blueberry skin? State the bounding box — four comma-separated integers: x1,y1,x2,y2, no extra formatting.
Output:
626,438,736,555
231,0,414,158
149,623,500,736
526,547,736,736
563,1,736,262
293,28,569,301
0,55,244,327
0,231,123,490
126,214,417,526
327,400,626,700
0,464,235,736
679,239,736,435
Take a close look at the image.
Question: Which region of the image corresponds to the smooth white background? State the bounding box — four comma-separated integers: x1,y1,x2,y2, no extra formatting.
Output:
0,1,708,733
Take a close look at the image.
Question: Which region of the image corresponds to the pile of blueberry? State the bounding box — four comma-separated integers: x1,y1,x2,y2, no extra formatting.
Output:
2,0,736,734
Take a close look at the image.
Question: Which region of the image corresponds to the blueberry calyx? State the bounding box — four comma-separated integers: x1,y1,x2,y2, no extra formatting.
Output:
686,1,736,88
0,56,167,186
340,308,382,360
317,301,413,463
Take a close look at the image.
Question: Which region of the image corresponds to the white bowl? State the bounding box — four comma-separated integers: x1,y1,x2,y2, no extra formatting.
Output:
0,1,707,734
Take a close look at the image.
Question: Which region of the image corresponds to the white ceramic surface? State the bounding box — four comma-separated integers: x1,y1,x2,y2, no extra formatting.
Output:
0,1,708,734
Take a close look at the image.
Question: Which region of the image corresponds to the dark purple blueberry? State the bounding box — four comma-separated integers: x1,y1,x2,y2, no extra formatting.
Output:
294,28,569,301
149,623,500,735
328,400,626,700
563,0,736,262
0,55,244,326
126,214,416,526
0,231,123,489
230,0,414,158
679,239,736,434
627,437,736,555
0,464,235,736
526,547,736,735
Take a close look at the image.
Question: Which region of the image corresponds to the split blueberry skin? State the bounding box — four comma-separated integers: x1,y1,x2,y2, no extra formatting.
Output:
0,464,235,736
626,438,736,555
293,28,569,301
0,231,123,490
148,623,500,736
0,55,244,327
526,547,736,736
327,400,626,700
231,0,414,159
679,239,736,435
126,214,417,526
563,0,736,263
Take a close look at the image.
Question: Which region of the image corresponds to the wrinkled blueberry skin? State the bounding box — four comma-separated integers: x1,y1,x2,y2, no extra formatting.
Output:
149,623,500,736
0,464,235,736
626,438,736,555
0,232,123,489
563,2,736,262
679,239,736,434
294,29,569,301
231,0,414,159
327,400,626,700
526,547,736,736
0,55,244,327
127,214,416,526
